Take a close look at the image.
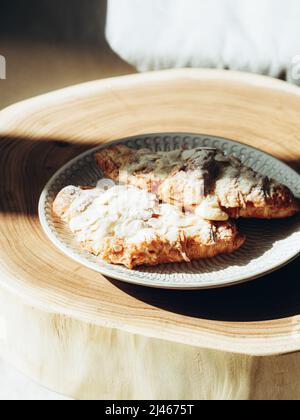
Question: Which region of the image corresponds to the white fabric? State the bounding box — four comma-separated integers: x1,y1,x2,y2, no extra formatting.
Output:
106,0,300,83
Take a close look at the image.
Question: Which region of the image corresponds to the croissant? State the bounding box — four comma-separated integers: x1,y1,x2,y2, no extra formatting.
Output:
53,185,245,269
96,145,300,221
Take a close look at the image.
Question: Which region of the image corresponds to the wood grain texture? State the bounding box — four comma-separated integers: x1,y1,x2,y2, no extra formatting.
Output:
0,69,300,399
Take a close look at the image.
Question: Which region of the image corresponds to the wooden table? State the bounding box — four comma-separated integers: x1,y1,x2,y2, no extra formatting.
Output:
0,69,299,400
0,40,135,110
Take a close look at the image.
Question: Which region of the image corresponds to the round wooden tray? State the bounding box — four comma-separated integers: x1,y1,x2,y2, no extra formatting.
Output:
0,69,300,400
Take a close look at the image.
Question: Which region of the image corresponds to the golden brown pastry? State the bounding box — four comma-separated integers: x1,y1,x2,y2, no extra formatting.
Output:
53,185,245,269
95,145,300,221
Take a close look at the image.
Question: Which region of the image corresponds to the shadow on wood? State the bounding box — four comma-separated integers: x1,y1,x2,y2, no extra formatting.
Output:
0,135,98,215
111,257,300,322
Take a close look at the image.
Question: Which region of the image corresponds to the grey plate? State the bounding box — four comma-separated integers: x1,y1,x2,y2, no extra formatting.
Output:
39,133,300,290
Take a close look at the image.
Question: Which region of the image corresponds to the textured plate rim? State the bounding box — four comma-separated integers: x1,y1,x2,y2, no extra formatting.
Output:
38,133,300,290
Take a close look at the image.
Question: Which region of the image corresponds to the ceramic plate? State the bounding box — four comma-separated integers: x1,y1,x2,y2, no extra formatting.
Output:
39,133,300,289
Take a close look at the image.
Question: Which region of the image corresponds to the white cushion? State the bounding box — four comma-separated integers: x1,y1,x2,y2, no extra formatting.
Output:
106,0,300,83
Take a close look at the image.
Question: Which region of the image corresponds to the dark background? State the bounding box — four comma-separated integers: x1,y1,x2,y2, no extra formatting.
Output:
0,0,134,109
0,0,107,45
